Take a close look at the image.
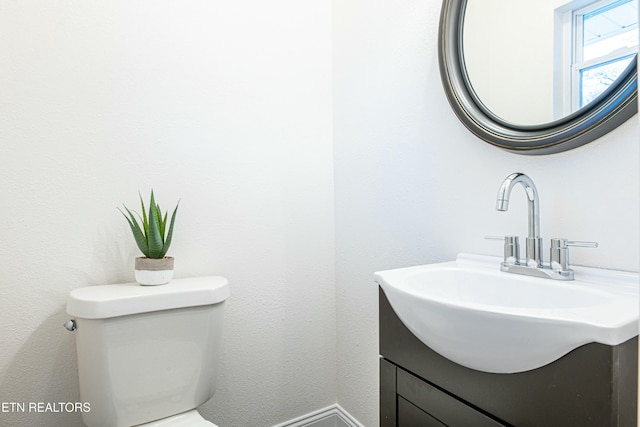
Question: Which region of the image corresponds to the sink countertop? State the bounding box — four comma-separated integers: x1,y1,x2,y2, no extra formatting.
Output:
374,253,639,373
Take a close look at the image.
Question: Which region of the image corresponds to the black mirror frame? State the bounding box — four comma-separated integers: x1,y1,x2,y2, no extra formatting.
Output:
439,0,638,155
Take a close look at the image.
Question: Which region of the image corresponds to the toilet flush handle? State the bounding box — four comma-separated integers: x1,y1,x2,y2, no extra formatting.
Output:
63,319,76,331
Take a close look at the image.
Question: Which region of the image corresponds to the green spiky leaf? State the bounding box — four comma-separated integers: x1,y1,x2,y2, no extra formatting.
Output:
120,190,179,259
160,201,179,258
146,191,164,258
118,206,150,257
139,192,149,237
159,209,167,243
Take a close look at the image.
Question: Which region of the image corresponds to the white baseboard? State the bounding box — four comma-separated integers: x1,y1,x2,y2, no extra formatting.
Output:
272,404,365,427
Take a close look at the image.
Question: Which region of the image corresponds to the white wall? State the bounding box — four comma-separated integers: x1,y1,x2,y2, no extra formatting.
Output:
332,0,639,426
0,1,335,426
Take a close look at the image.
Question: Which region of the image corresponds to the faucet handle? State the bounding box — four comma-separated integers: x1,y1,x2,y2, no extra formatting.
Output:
566,240,598,248
485,235,520,265
550,238,598,272
550,238,598,249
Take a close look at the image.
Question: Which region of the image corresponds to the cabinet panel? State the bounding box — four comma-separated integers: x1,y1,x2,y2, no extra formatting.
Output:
380,358,397,427
398,397,446,427
397,367,507,427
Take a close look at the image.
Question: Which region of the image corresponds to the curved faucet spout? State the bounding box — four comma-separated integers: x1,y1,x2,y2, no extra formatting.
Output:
496,173,540,238
496,173,542,267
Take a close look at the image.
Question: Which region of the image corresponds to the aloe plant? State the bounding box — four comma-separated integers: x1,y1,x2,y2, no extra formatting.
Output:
119,190,179,259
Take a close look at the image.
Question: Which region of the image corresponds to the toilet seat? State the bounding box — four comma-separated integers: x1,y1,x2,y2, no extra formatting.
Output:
138,410,218,427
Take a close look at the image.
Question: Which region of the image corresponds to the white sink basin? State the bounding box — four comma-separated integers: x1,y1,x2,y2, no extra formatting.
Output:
374,253,639,373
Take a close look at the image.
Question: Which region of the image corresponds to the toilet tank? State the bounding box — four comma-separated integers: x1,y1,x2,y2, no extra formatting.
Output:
67,276,230,427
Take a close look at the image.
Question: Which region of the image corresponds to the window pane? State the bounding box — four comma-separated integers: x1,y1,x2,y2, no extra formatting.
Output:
580,55,634,106
583,30,638,61
582,0,638,61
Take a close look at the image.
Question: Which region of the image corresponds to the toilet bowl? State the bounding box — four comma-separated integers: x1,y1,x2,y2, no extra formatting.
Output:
66,276,230,427
139,409,218,427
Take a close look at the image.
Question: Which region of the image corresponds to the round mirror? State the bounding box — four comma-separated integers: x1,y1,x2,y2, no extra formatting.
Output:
439,0,638,154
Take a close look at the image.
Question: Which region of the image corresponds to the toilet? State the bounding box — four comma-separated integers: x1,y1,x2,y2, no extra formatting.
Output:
66,276,230,427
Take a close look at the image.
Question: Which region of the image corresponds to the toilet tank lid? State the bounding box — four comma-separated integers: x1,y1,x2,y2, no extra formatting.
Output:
67,276,230,319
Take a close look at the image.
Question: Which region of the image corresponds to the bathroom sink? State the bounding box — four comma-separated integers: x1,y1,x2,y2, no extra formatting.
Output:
374,253,639,373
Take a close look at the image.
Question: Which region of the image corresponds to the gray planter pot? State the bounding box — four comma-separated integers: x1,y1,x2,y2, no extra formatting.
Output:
134,257,175,286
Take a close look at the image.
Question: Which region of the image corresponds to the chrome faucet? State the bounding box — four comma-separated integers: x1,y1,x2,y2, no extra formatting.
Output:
496,173,542,267
490,173,597,281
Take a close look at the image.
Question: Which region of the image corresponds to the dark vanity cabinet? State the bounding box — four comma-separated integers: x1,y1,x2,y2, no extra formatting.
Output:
379,288,638,427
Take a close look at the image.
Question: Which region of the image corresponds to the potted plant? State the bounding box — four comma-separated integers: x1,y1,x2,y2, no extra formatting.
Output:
119,190,179,285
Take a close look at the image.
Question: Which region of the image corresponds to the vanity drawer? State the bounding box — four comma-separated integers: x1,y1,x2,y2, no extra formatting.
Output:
397,367,507,427
398,397,446,427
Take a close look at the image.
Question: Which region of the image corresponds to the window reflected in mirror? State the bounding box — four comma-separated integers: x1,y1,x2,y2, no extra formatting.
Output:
462,0,638,126
556,0,638,114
